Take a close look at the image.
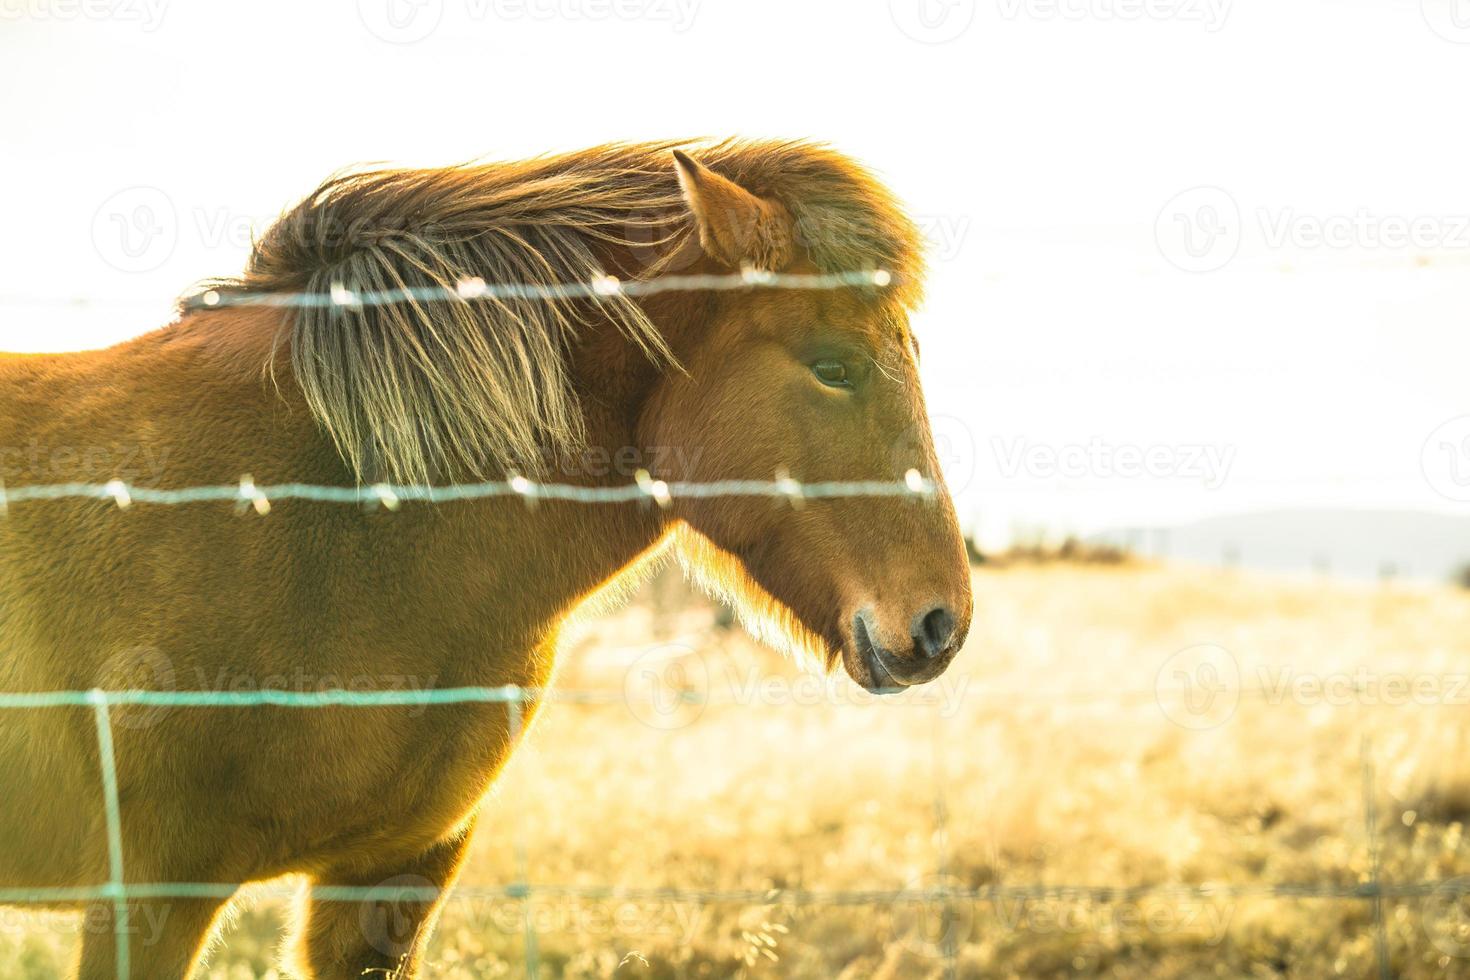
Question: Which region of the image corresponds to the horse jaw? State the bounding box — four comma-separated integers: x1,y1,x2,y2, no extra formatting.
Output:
669,523,839,676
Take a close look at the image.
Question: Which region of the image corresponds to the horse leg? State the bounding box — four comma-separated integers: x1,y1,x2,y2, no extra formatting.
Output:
290,825,476,980
73,895,234,980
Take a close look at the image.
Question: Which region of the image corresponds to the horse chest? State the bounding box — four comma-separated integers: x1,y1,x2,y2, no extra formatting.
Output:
253,701,532,871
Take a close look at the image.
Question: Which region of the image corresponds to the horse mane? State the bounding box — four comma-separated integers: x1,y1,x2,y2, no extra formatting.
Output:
197,139,925,484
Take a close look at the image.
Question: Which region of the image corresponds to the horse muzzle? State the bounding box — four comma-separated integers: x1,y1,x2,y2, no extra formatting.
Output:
842,605,965,694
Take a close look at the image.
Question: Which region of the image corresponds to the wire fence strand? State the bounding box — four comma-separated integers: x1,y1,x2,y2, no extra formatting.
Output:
182,269,895,311
88,693,130,980
0,472,938,516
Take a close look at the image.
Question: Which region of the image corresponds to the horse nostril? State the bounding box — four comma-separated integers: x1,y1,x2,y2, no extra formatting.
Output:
914,606,956,660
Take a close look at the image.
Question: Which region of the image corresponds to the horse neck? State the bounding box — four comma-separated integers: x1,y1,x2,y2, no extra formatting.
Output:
152,308,673,686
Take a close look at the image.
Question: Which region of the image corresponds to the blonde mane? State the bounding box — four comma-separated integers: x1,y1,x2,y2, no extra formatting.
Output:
201,139,925,483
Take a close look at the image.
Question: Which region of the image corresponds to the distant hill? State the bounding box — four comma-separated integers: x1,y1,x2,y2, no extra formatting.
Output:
1093,509,1470,583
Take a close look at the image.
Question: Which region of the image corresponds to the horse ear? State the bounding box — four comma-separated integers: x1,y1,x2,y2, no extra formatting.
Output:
673,149,794,271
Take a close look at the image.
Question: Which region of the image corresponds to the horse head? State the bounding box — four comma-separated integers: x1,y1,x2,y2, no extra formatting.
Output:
642,149,972,693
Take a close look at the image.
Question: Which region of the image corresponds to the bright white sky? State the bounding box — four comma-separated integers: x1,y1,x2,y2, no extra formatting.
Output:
2,0,1467,545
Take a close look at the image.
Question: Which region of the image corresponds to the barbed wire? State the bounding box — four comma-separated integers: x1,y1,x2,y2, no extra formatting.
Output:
182,268,894,311
2,878,1458,909
0,470,937,518
0,679,1450,712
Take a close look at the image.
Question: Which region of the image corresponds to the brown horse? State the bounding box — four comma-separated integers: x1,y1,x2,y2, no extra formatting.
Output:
0,140,971,978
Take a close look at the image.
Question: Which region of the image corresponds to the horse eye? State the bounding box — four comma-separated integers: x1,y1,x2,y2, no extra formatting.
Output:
811,360,850,388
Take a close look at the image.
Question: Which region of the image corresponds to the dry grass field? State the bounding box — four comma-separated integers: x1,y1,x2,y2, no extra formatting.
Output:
7,561,1470,978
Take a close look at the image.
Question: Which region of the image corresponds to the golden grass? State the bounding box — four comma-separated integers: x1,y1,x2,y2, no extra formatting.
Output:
8,563,1470,978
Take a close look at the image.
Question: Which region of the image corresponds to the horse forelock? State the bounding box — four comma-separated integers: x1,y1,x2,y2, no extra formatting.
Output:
190,139,926,484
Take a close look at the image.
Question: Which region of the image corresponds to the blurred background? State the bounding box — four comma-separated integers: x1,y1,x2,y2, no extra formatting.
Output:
4,0,1469,576
3,2,1470,977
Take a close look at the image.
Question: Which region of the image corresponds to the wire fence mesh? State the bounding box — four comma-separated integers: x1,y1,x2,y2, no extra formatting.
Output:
0,663,1433,980
0,266,1445,979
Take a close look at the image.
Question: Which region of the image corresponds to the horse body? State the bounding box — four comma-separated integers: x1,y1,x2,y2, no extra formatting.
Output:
0,141,971,978
0,313,671,974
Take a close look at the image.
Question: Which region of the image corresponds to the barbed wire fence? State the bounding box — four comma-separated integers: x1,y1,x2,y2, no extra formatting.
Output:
0,680,1437,979
0,268,1451,980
